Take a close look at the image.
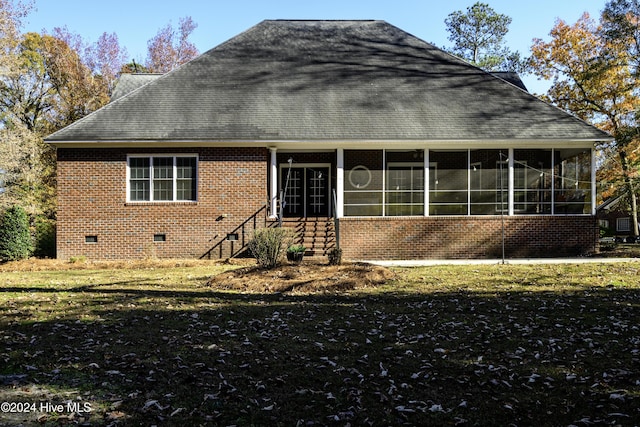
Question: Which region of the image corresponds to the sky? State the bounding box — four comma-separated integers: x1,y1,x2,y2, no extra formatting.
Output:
21,0,609,94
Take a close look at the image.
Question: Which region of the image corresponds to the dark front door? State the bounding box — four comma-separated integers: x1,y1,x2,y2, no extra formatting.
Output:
281,166,329,217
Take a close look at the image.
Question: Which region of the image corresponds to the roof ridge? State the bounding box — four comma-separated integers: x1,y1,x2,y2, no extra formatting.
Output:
267,19,381,22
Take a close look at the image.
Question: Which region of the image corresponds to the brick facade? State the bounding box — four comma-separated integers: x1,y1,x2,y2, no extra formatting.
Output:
56,147,268,260
56,147,598,261
340,216,599,259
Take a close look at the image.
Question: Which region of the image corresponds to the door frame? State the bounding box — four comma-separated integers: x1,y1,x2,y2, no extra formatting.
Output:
279,162,332,217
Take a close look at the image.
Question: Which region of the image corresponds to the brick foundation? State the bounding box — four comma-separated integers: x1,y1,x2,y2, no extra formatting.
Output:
340,216,599,260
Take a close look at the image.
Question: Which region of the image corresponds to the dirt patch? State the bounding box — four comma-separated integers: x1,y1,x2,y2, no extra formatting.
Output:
594,243,640,258
207,261,396,293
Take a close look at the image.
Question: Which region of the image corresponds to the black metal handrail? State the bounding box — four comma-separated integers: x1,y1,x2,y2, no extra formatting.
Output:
200,204,267,259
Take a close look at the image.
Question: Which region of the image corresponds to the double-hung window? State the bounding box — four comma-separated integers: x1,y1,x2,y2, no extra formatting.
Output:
127,155,197,202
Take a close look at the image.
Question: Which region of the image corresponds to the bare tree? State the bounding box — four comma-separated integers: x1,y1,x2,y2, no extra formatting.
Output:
145,16,198,73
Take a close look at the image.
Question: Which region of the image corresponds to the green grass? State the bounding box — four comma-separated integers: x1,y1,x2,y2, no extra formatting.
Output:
1,261,639,426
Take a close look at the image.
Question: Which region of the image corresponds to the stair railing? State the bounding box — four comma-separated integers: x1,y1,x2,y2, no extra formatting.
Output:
200,204,267,259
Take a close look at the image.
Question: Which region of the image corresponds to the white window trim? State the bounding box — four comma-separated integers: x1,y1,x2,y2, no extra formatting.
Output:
126,154,198,203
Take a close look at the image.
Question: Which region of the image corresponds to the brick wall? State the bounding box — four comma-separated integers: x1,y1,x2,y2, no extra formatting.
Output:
56,147,268,260
340,216,599,259
56,146,599,260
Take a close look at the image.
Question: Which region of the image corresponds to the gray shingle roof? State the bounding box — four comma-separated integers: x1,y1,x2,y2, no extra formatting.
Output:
46,20,611,143
110,73,162,102
490,72,528,91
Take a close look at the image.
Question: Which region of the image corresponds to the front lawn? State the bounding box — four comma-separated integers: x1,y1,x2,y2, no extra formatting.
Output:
1,260,639,426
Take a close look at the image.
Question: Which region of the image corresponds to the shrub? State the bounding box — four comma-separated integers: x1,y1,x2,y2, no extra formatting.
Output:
34,217,56,258
248,227,294,269
0,205,34,261
600,225,614,238
327,247,343,265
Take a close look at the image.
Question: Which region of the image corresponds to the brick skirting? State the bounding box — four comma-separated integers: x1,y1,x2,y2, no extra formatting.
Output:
340,216,599,260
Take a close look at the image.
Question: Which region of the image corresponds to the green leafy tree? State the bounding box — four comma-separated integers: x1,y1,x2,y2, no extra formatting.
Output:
120,60,151,74
1,27,118,220
0,1,54,219
602,0,640,73
0,205,33,261
43,28,111,129
1,32,56,132
444,2,527,72
600,0,640,231
0,122,53,217
0,0,32,126
0,0,30,70
530,12,640,235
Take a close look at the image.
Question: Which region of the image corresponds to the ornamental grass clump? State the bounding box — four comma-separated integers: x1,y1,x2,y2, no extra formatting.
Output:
248,227,294,269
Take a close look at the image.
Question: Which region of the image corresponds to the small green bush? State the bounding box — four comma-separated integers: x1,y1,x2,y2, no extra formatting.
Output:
287,244,306,254
0,205,34,261
248,227,294,269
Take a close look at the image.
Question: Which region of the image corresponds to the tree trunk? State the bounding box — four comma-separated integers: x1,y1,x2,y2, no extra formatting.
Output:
619,149,639,236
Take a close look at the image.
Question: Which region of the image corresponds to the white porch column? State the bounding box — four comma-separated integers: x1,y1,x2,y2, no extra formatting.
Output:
336,148,344,218
508,148,515,216
424,149,429,216
551,149,556,214
269,147,278,218
591,146,597,215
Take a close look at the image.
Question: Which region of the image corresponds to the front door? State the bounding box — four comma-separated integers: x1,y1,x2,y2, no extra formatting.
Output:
281,166,330,217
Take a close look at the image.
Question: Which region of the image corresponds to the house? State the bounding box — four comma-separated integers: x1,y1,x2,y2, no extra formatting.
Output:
46,20,612,260
597,196,640,241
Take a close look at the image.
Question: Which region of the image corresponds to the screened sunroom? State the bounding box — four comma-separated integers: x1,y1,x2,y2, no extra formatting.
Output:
337,147,594,217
